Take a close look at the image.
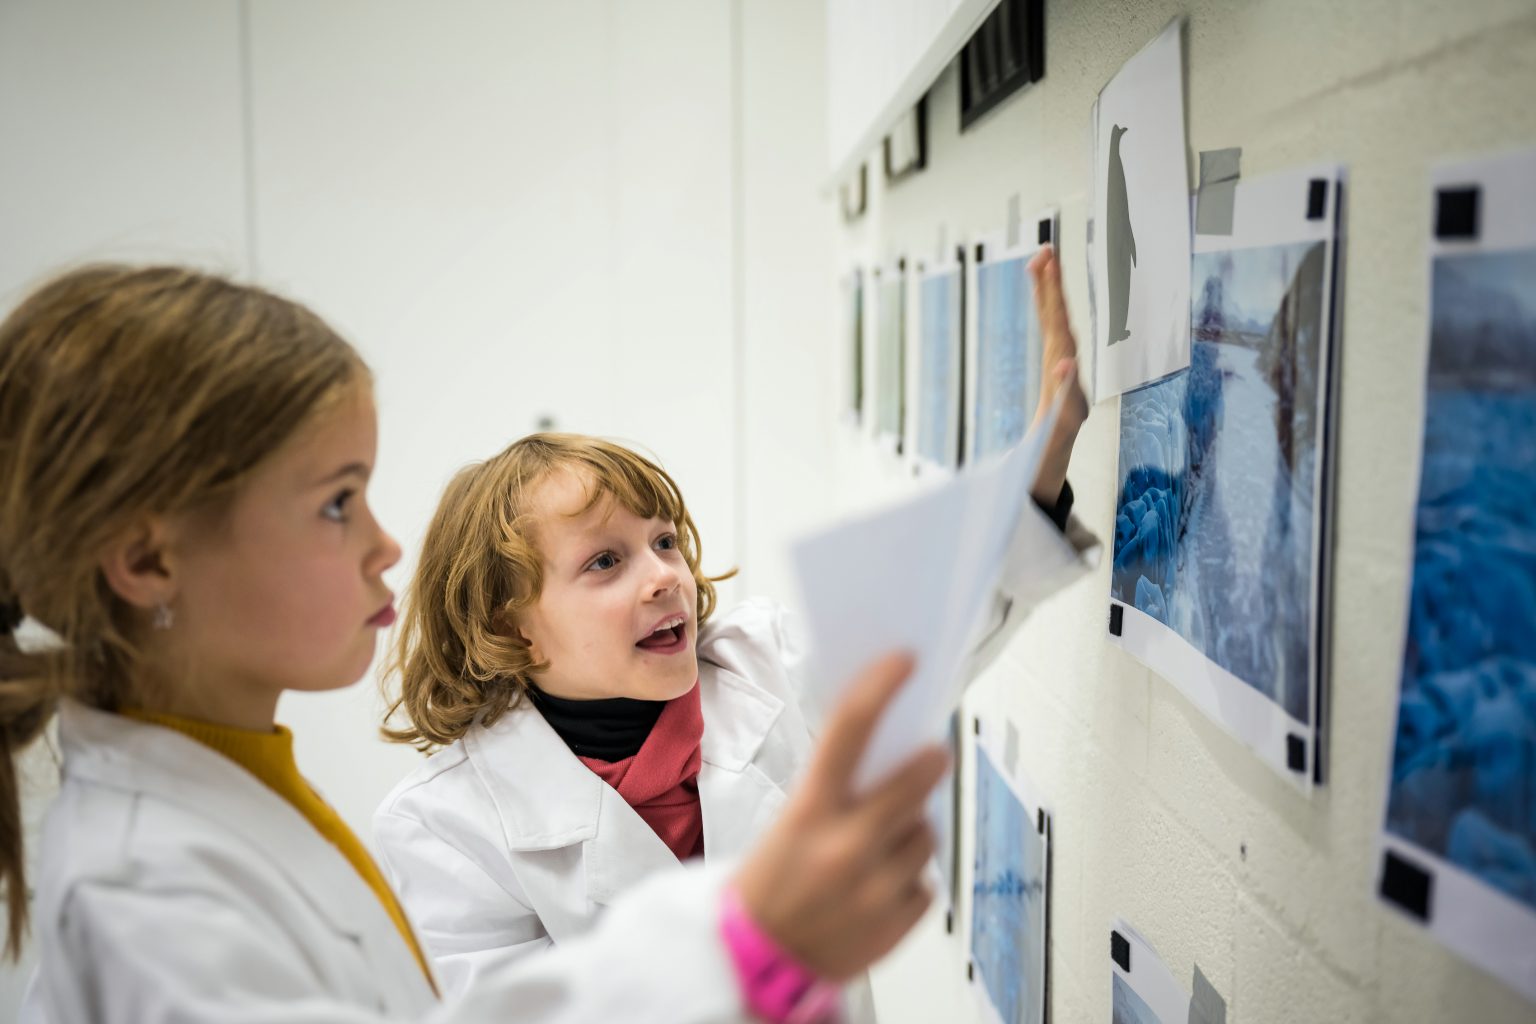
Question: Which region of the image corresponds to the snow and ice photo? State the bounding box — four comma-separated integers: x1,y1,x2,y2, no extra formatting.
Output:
1112,973,1164,1024
1377,145,1536,1005
1108,164,1341,784
916,262,962,470
970,733,1047,1024
1109,922,1190,1024
1113,240,1324,723
875,262,907,451
970,239,1043,461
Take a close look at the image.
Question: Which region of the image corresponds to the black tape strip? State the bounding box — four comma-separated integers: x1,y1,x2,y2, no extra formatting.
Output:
898,256,906,272
1109,604,1124,637
1038,218,1052,245
968,961,976,982
1286,734,1307,773
1380,850,1433,921
946,909,954,935
1306,179,1328,220
1435,186,1480,240
1037,809,1045,834
975,242,986,263
1111,930,1131,972
973,717,980,735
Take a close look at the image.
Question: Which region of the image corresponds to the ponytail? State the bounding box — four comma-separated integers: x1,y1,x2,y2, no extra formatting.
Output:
0,587,57,960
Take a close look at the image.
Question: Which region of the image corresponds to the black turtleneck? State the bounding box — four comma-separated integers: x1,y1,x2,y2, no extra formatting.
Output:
528,687,666,762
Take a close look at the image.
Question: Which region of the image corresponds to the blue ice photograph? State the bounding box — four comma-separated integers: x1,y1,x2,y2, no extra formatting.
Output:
845,269,864,419
1112,240,1328,724
918,271,960,465
877,273,905,438
1112,973,1164,1024
1386,246,1536,914
974,256,1042,458
971,747,1045,1024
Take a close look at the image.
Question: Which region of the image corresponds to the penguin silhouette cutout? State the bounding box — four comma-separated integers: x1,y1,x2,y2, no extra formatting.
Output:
1106,124,1137,345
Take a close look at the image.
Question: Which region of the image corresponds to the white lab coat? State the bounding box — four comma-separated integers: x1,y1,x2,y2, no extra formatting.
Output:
373,500,1100,1007
23,699,751,1024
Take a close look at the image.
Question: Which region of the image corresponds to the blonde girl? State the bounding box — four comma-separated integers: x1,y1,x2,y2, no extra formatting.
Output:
374,246,1100,1016
0,264,946,1024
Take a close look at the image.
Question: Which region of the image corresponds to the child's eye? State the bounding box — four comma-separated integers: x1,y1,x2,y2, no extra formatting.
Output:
586,552,619,572
655,533,677,552
322,489,355,523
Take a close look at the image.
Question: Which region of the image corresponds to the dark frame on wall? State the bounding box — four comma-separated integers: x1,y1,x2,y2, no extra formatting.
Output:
883,94,928,183
958,0,1045,131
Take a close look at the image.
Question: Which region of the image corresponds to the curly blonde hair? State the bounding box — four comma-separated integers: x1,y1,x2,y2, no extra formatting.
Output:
382,433,731,751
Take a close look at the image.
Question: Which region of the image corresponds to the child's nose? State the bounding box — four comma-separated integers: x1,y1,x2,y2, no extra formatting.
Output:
647,553,682,598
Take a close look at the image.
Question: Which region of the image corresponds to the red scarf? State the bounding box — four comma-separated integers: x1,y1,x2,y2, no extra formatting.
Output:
579,682,705,861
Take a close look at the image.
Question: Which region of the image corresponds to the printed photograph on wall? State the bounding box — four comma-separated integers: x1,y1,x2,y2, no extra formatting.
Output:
876,260,908,451
1109,922,1188,1024
969,214,1055,462
1089,17,1191,401
916,253,964,470
1109,164,1342,785
970,723,1049,1024
843,266,865,423
1378,146,1536,1006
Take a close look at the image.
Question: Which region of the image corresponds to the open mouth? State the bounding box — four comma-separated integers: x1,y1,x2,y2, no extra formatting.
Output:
636,616,688,655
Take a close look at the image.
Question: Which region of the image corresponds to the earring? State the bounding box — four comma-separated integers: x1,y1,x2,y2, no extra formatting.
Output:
152,603,174,631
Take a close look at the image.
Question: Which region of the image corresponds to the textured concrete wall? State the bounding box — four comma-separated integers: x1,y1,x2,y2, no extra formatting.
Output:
803,1,1536,1020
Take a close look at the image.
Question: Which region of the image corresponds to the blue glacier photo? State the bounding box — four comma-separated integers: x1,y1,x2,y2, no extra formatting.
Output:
971,746,1046,1024
1386,247,1536,914
1112,241,1329,724
974,255,1042,459
876,271,905,439
917,270,961,466
1112,972,1164,1024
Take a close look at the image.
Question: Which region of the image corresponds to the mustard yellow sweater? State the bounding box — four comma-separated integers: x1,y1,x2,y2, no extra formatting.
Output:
125,709,436,991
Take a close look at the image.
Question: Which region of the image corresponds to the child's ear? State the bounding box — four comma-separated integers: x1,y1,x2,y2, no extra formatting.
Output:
98,518,178,611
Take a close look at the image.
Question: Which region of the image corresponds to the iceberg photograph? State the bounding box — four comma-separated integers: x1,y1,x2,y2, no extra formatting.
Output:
1386,246,1536,915
1112,239,1328,725
971,742,1047,1024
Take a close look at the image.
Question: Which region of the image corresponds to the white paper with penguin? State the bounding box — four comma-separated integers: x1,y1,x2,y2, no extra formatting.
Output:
1090,18,1192,401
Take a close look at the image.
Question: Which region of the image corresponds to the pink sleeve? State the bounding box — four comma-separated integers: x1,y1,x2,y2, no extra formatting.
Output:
717,885,844,1024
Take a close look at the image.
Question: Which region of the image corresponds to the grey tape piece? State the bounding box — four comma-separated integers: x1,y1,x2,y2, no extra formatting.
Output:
1006,194,1022,249
1187,964,1227,1024
1195,147,1242,236
936,224,949,265
1004,720,1021,776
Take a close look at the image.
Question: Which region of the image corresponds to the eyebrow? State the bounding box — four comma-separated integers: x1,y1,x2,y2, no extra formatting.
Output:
312,462,371,487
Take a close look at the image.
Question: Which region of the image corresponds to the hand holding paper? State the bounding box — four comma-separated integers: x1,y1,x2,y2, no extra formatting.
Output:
791,388,1066,790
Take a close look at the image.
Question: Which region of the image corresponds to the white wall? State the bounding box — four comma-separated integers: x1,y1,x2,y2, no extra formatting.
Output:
0,0,743,1013
242,0,739,847
767,1,1536,1022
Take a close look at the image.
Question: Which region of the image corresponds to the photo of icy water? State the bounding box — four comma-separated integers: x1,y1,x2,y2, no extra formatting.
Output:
974,255,1042,459
971,745,1046,1024
1112,973,1164,1024
917,269,961,466
877,270,906,440
1112,240,1327,724
1386,246,1536,914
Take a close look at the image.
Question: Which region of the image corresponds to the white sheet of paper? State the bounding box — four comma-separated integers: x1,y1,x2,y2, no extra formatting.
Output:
1090,18,1192,401
791,391,1062,790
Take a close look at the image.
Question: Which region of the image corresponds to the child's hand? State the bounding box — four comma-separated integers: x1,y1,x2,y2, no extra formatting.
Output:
733,653,946,981
1028,244,1090,505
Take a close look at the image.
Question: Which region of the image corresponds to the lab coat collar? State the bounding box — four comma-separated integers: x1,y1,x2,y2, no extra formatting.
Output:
56,699,437,1010
467,668,784,904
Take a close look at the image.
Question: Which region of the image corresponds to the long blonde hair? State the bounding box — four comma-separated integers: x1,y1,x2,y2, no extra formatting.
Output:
0,264,369,958
382,433,732,752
